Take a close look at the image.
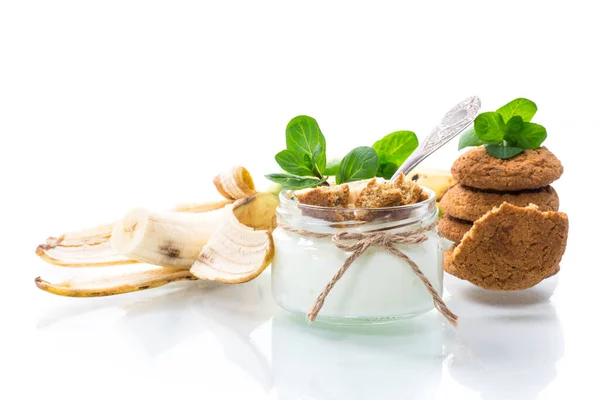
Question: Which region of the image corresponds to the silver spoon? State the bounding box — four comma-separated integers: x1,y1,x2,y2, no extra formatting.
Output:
390,96,481,181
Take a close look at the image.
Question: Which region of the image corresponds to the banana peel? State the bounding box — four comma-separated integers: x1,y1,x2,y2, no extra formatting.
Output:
191,204,275,284
35,268,196,297
35,167,280,297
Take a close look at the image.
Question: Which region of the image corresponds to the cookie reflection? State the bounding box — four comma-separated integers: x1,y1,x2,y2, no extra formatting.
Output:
444,275,564,400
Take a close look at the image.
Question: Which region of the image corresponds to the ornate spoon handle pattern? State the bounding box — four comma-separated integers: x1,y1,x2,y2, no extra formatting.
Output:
391,96,481,181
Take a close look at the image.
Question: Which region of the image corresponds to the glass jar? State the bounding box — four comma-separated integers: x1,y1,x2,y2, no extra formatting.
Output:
271,186,443,325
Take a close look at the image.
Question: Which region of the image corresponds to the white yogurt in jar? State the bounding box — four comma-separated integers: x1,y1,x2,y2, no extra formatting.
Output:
271,188,443,323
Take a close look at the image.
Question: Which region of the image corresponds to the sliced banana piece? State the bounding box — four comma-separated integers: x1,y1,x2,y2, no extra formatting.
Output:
191,204,274,284
111,207,226,269
35,267,196,297
213,166,257,200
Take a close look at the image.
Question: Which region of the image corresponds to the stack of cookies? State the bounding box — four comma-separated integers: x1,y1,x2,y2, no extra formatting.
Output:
439,146,569,290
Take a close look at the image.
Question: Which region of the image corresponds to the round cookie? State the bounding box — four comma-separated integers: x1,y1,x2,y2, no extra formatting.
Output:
450,203,568,291
451,147,563,191
440,184,559,222
438,215,473,243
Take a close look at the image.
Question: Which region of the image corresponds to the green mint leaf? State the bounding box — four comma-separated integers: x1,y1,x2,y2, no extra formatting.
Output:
474,112,507,142
285,115,326,174
377,162,399,180
485,144,525,159
458,126,485,150
303,154,314,170
504,116,524,146
507,115,524,133
496,98,537,123
512,122,547,149
311,143,324,176
275,150,314,176
265,173,327,190
336,146,379,184
323,158,341,176
372,131,418,165
312,143,323,163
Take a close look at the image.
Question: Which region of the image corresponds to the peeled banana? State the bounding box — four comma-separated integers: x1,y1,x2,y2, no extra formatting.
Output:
110,207,227,269
35,170,279,297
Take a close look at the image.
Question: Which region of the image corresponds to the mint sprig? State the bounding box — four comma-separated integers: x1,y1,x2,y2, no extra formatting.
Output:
458,98,547,159
266,116,418,189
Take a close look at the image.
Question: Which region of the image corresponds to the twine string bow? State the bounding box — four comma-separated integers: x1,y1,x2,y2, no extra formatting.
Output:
279,223,459,326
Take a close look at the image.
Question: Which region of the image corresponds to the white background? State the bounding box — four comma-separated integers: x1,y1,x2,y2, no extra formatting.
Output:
1,1,599,399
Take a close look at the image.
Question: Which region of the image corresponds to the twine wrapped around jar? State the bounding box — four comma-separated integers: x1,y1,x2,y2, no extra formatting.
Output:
278,222,459,326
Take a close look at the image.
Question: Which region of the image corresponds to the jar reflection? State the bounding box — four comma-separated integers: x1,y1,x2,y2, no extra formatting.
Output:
271,311,446,399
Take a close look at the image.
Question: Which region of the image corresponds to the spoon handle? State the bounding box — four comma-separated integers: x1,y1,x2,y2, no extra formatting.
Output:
390,96,481,181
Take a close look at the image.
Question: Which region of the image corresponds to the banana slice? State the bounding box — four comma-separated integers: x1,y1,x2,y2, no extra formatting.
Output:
111,207,226,269
35,267,196,297
213,166,257,200
191,204,274,283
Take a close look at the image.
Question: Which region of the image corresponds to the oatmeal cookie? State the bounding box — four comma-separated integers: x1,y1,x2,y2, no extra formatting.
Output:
354,174,426,209
440,184,559,222
438,215,473,243
449,203,568,290
445,246,560,282
295,184,350,208
295,184,351,222
451,147,563,190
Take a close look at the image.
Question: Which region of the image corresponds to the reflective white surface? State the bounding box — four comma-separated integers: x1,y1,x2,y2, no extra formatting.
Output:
3,1,600,398
8,254,598,400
